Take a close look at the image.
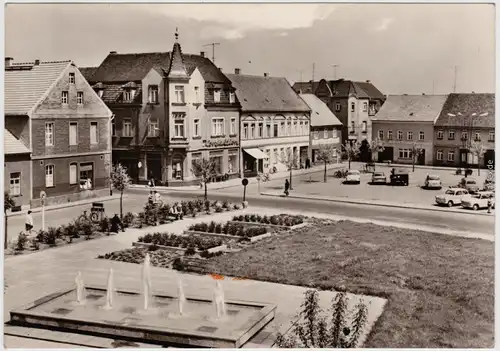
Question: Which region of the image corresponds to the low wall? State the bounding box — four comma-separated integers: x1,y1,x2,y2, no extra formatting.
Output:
30,188,110,208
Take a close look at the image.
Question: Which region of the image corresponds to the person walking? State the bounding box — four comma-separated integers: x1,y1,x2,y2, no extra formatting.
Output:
110,214,124,233
305,158,311,169
25,210,34,233
284,179,290,197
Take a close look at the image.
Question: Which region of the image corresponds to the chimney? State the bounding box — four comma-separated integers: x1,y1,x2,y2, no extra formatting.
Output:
109,51,117,55
422,93,425,95
472,91,475,94
366,80,371,83
34,59,40,66
5,57,13,67
235,68,241,75
200,51,205,57
264,73,268,77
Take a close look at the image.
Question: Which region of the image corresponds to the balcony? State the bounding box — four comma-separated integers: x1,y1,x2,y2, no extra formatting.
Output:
170,137,189,148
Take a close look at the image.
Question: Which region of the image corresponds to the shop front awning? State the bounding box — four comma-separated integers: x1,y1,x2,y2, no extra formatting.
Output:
244,148,268,159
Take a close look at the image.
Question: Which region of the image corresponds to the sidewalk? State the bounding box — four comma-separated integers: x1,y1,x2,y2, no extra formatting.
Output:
260,191,494,217
6,194,125,218
353,161,473,172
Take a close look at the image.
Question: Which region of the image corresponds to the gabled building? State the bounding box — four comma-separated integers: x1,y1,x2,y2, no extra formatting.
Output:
82,32,240,186
4,58,113,208
293,79,385,146
300,94,342,164
434,93,495,168
371,94,447,165
227,70,311,177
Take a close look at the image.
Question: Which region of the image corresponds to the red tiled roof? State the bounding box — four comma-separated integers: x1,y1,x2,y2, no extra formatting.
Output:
372,95,448,122
5,60,71,115
4,130,29,154
435,93,495,128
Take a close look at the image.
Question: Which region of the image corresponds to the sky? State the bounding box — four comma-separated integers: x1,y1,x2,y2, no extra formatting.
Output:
4,3,495,95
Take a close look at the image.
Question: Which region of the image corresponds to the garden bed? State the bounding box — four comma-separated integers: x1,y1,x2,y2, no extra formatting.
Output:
187,221,268,240
136,232,226,252
97,248,181,268
133,241,228,254
231,214,304,229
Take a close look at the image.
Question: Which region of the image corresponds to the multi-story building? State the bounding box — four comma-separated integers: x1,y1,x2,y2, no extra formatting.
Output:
293,79,386,146
300,94,342,164
227,70,311,177
4,130,31,208
434,93,495,168
4,58,113,208
371,94,448,165
82,32,240,186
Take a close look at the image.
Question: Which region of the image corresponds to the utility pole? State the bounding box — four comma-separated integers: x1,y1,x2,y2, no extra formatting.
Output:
203,42,220,63
453,66,458,93
331,64,339,80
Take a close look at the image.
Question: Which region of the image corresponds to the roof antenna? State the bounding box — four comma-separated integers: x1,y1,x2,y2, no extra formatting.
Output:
175,27,179,42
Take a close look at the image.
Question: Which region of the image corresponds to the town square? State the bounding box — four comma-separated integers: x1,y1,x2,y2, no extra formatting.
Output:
3,3,496,348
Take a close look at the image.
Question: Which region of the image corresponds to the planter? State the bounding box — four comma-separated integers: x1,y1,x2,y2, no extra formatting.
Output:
229,221,292,230
184,230,241,240
132,241,227,254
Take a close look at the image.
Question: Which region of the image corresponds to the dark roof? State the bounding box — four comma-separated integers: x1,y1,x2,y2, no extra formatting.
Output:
90,52,230,84
227,74,310,112
292,81,320,94
372,95,448,122
79,67,98,82
100,83,142,104
355,82,385,100
435,93,495,128
294,79,385,100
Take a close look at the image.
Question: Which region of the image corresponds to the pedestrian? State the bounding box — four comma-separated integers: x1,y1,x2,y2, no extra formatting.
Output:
154,191,162,206
148,191,154,205
110,214,123,233
25,210,34,233
284,179,290,197
306,158,311,169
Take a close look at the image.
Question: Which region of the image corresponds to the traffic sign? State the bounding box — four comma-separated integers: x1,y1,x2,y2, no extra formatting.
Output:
241,178,248,186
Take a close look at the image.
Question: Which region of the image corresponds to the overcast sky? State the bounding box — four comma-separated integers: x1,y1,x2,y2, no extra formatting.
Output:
5,3,495,94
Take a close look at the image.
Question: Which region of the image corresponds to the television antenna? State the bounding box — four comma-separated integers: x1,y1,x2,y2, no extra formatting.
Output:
203,42,220,63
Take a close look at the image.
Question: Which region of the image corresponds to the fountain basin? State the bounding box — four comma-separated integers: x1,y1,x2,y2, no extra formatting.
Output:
9,286,276,348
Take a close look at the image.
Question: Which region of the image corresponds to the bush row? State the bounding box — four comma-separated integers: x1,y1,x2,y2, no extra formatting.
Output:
188,221,267,238
138,232,223,251
232,214,304,226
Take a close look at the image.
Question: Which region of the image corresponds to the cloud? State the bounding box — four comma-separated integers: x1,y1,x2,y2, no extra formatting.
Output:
200,26,244,40
374,17,394,32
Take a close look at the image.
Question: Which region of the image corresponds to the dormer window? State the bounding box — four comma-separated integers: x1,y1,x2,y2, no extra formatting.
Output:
229,92,235,104
214,89,221,103
148,85,158,104
98,90,104,98
124,89,135,102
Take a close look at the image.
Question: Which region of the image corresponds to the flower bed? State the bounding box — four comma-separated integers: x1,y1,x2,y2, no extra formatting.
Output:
136,232,225,251
231,214,304,227
186,221,268,239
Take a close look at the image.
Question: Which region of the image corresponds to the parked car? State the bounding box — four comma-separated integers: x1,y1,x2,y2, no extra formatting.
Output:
461,191,495,211
344,170,361,184
390,168,409,186
435,187,470,207
458,177,480,194
424,174,442,189
371,172,386,185
484,177,495,191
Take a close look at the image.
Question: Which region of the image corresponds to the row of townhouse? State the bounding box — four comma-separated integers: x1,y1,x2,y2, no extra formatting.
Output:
371,93,495,168
5,58,113,208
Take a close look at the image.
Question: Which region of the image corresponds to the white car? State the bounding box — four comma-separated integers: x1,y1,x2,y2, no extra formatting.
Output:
424,174,442,189
345,170,361,184
461,191,495,211
435,187,470,207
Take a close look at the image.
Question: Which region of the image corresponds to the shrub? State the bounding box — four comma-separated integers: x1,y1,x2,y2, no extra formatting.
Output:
208,221,216,233
172,257,185,271
122,212,135,228
143,202,158,226
270,215,280,225
15,232,28,251
158,205,170,222
204,200,211,211
233,204,240,210
215,205,224,213
99,217,110,233
262,215,270,224
185,247,196,256
215,223,222,234
148,244,159,252
211,200,219,208
250,214,257,222
222,200,230,209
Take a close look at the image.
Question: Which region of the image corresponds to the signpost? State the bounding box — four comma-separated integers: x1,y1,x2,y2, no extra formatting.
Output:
40,191,46,231
241,178,248,203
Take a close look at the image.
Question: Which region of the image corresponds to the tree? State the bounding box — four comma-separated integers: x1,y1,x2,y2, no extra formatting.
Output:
368,138,385,170
342,141,361,170
280,148,300,190
191,158,218,201
468,141,487,176
110,163,132,219
316,144,338,183
410,142,424,172
4,192,15,249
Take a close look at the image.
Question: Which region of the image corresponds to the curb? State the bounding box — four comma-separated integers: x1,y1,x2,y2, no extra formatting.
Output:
260,192,494,217
7,195,126,218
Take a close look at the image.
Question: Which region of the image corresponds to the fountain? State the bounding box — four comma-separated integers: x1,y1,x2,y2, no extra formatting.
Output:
142,253,152,310
177,278,187,316
103,268,114,310
74,271,86,305
213,281,226,319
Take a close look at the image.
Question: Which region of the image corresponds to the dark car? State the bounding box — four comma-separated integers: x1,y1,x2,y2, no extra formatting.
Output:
390,168,409,186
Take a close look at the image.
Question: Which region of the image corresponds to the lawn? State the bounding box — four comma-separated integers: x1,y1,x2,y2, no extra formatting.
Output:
196,218,494,348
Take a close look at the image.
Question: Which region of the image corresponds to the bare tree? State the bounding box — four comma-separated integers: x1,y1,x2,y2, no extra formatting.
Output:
316,144,338,183
410,142,424,172
191,158,218,201
342,141,361,170
4,192,15,249
110,163,132,219
468,141,487,176
368,138,385,171
280,149,300,190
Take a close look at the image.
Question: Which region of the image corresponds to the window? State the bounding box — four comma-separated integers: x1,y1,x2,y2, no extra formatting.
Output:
437,130,444,139
351,102,355,112
61,91,68,104
174,85,185,103
194,86,200,103
123,91,132,101
69,163,78,185
90,122,98,144
45,165,54,187
243,123,248,139
77,91,84,105
193,119,200,137
332,129,337,138
112,122,116,137
448,151,455,162
407,131,413,140
79,163,93,189
280,122,285,136
45,122,54,146
228,118,236,135
210,154,223,174
9,172,21,196
228,153,238,173
436,150,443,161
213,89,221,103
293,121,297,135
387,130,393,140
378,130,384,140
229,92,235,104
363,102,368,112
69,122,78,145
314,131,319,139
273,149,279,164
351,121,355,133
123,119,132,137
448,130,455,140
287,122,292,136
324,129,328,138
69,72,75,84
148,120,159,137
362,121,367,132
299,122,303,135
419,131,425,141
335,102,341,112
273,123,279,137
211,118,224,136
258,123,263,138
250,123,255,139
174,120,184,137
98,90,104,98
461,131,468,140
148,85,158,103
489,131,495,141
397,131,403,140
398,149,412,159
266,123,271,138
474,132,481,141
304,121,309,133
